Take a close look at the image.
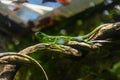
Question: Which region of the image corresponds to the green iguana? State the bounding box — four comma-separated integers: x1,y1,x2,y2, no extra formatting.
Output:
35,24,109,44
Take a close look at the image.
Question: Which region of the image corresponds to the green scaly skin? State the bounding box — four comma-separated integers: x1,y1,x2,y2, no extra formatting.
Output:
35,24,108,44
35,32,85,44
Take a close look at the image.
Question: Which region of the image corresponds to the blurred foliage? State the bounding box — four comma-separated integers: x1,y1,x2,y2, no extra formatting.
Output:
8,0,120,80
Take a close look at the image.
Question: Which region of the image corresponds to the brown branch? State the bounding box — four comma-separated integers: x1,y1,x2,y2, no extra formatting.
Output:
88,22,120,40
0,43,81,80
68,22,120,51
18,43,81,56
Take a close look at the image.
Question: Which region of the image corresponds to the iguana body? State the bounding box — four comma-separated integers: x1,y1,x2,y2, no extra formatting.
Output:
35,24,108,44
35,32,85,44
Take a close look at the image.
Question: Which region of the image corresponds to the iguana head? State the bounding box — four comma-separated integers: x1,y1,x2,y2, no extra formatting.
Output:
35,32,48,39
